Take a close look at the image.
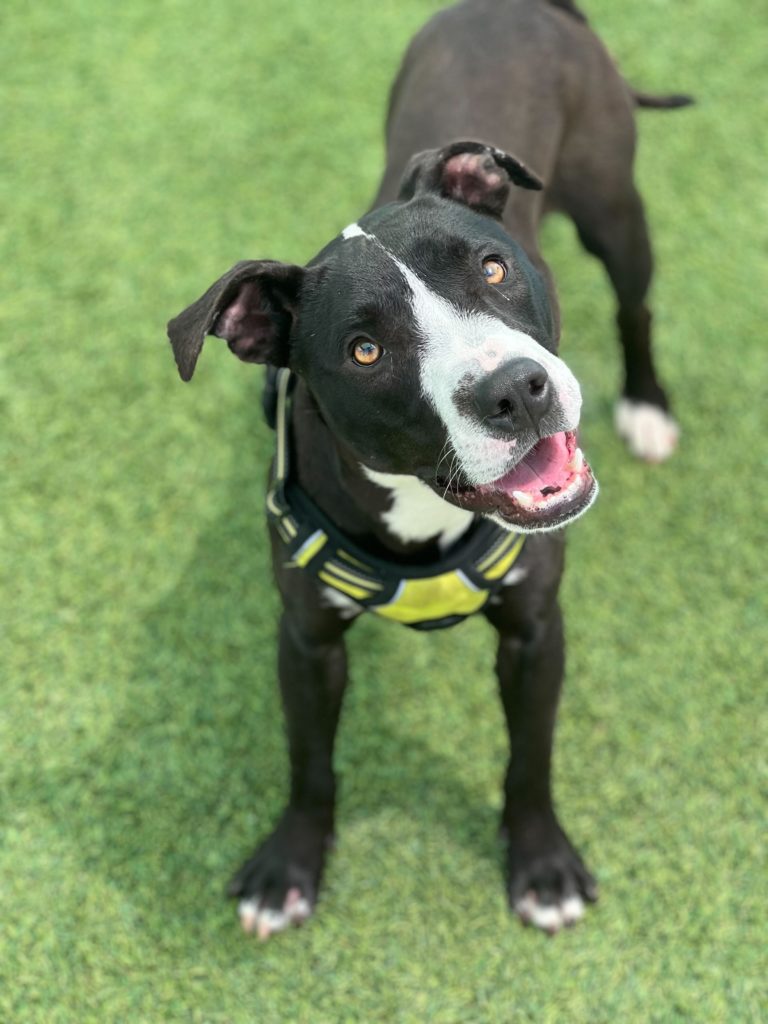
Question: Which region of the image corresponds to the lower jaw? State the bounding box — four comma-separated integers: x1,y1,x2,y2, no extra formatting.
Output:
433,432,599,532
483,475,599,531
438,476,597,531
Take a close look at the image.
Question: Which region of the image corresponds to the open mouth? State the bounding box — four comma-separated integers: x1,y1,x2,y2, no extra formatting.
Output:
434,431,598,531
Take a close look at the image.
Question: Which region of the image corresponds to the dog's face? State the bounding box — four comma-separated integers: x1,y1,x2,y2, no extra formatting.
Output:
168,142,597,532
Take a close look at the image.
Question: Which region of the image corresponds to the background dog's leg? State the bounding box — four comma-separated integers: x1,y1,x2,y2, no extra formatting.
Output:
228,598,354,940
570,188,680,462
551,101,680,461
484,537,597,933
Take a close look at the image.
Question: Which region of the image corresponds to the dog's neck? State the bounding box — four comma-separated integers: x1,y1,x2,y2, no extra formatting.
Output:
290,379,474,559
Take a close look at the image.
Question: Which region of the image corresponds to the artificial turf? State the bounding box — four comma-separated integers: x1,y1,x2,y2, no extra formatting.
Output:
2,1,766,1021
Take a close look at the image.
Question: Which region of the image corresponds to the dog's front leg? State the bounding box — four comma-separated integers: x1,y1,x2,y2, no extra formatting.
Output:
229,586,354,940
485,537,598,934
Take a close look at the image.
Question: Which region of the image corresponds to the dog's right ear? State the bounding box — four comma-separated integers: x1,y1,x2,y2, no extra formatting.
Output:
167,260,304,381
397,140,542,219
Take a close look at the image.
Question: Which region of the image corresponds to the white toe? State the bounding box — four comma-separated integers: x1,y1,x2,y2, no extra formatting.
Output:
284,888,312,923
515,894,564,933
561,894,585,925
255,907,291,940
238,891,312,939
238,897,260,934
614,399,679,462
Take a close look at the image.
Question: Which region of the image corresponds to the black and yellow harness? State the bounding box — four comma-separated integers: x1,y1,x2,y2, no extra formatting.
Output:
266,369,526,630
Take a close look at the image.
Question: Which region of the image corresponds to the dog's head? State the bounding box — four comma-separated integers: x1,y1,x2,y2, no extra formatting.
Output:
168,141,597,531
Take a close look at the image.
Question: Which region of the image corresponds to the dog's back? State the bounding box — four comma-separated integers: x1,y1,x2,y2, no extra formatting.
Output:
375,0,623,211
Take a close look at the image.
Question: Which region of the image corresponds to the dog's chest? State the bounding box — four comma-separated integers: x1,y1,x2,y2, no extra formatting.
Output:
320,470,476,619
317,474,528,621
362,468,475,550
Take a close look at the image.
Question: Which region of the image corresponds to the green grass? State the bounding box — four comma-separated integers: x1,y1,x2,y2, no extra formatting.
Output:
2,1,766,1021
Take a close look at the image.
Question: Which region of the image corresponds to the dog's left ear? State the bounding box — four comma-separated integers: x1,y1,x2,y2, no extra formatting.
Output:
398,140,543,218
167,260,304,381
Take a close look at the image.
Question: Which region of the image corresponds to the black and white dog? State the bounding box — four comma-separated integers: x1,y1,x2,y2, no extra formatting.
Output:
167,0,689,937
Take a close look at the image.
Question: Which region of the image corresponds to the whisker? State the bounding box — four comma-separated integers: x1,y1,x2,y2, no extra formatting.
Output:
439,446,459,500
444,449,461,499
435,437,453,470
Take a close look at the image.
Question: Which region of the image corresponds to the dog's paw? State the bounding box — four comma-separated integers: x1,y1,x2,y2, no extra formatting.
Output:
503,813,597,935
236,886,313,940
614,398,679,462
227,810,332,941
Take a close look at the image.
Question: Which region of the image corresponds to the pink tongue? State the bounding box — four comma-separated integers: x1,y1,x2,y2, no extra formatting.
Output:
495,432,571,494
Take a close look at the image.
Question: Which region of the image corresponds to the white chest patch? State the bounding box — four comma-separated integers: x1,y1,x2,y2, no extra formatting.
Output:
362,467,475,550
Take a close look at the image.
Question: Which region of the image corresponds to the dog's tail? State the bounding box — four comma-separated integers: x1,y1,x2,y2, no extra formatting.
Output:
631,88,694,110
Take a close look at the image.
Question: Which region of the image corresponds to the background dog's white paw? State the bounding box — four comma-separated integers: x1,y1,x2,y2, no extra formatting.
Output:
238,888,312,941
614,399,680,462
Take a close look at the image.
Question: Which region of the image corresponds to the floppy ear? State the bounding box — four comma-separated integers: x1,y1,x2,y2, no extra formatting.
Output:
167,260,304,381
397,140,543,219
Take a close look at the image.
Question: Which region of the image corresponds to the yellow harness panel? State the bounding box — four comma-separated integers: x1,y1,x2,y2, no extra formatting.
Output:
373,570,490,624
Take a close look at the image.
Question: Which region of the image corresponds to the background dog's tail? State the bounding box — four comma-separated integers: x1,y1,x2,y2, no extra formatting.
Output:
543,2,693,110
631,89,694,110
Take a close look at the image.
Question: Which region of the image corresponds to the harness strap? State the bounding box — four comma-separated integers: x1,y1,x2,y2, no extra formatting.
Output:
265,368,304,544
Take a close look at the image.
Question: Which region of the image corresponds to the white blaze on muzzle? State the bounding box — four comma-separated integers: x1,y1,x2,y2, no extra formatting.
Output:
341,222,583,486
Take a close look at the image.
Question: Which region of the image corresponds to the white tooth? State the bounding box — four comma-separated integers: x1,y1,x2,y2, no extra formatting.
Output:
512,490,534,508
567,449,584,473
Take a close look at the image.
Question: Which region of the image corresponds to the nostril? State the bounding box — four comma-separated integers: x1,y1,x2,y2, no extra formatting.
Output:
496,398,514,418
527,373,548,398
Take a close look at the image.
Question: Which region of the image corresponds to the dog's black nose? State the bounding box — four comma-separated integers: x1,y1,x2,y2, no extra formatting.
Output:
473,357,552,432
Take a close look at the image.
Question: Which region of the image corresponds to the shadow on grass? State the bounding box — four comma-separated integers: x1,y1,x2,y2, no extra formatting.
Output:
39,428,504,941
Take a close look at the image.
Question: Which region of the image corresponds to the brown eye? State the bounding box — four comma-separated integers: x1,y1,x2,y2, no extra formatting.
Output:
482,257,507,285
352,338,383,366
